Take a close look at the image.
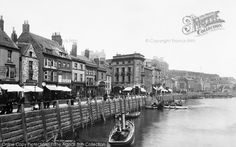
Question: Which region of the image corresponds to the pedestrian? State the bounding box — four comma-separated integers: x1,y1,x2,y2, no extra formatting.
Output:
17,96,25,113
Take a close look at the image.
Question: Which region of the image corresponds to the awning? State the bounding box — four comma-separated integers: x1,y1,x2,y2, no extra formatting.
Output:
0,84,24,92
57,86,71,92
123,87,133,91
23,86,43,92
141,88,146,92
46,85,58,91
168,89,173,92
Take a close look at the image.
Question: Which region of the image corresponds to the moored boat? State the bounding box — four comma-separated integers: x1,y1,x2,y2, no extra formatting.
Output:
126,111,141,119
164,105,188,109
109,114,135,146
145,105,158,109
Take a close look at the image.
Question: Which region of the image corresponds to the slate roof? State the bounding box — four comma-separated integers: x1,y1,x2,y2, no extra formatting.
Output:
18,32,70,59
0,29,18,49
77,55,97,68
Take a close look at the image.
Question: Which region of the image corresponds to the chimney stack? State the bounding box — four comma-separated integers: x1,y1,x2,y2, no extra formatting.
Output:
70,42,77,56
11,27,18,43
52,32,62,46
84,49,90,59
0,16,4,31
22,20,30,33
94,58,100,65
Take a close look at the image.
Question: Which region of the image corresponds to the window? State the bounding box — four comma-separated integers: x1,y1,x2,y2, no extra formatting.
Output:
29,61,33,70
44,59,47,66
116,74,119,82
44,71,48,81
53,72,57,82
29,51,33,57
47,59,51,66
128,75,131,83
122,61,125,64
116,68,119,73
51,71,54,81
128,60,131,64
6,66,16,79
128,67,131,72
7,50,12,62
122,67,125,73
53,60,57,67
63,63,66,68
80,74,83,82
51,60,53,67
116,62,119,65
67,63,70,68
58,61,61,68
101,73,104,80
80,64,83,70
74,63,77,69
74,73,77,81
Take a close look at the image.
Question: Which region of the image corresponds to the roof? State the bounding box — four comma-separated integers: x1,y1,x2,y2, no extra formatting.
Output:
17,42,30,55
0,29,18,49
18,32,70,59
77,55,97,68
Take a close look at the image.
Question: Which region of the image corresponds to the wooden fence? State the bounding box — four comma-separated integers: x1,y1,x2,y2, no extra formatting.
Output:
0,96,146,143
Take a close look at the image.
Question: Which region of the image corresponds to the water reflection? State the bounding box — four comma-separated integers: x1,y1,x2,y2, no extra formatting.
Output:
64,98,236,147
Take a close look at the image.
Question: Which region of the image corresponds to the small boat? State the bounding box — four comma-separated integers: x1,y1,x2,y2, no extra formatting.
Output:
164,105,188,109
145,105,158,109
109,114,135,146
126,111,141,119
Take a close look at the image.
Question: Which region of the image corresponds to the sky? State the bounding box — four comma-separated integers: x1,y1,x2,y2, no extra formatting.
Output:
1,0,236,78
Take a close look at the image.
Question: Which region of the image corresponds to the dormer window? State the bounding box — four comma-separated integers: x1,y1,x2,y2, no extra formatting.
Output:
29,51,33,57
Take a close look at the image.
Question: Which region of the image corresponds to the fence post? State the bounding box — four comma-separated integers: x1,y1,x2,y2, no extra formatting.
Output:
78,99,84,128
95,97,99,121
40,102,47,141
119,98,123,113
21,104,28,144
68,99,75,136
124,98,126,113
128,97,131,112
87,98,93,125
108,98,112,116
114,99,117,114
56,100,62,138
0,116,2,143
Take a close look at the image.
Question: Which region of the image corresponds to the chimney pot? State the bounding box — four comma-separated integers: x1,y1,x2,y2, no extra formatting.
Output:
0,15,4,31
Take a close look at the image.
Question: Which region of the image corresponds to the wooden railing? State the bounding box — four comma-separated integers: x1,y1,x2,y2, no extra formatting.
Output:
0,96,146,143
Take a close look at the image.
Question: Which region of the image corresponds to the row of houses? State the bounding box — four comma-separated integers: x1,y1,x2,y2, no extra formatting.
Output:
0,17,111,98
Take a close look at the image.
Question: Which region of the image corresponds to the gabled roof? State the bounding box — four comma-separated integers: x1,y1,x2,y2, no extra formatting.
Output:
17,42,29,55
18,32,69,59
0,29,18,49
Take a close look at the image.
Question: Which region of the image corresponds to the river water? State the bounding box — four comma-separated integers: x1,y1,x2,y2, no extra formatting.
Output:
64,98,236,147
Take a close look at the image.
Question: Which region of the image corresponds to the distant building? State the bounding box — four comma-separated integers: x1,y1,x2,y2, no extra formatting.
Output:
0,16,20,84
143,67,152,93
110,53,145,93
70,54,86,97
